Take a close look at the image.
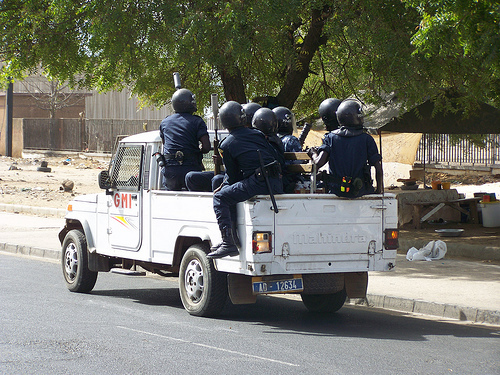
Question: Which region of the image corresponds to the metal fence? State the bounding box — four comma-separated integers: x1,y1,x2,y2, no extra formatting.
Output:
415,134,500,167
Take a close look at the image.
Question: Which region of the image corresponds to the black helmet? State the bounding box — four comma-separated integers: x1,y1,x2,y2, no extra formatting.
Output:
273,106,296,135
171,88,197,113
242,102,261,127
318,98,341,131
252,108,278,135
219,101,246,130
336,99,364,128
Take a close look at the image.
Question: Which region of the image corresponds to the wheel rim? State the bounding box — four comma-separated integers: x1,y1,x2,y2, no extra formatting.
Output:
184,258,204,303
64,242,78,282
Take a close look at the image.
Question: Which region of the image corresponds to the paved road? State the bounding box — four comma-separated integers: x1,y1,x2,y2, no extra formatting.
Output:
1,253,499,374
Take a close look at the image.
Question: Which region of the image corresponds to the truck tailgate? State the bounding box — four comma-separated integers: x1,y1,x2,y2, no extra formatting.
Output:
273,195,385,272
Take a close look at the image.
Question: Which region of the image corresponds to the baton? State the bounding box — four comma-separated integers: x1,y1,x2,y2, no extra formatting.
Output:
211,94,221,175
257,149,279,214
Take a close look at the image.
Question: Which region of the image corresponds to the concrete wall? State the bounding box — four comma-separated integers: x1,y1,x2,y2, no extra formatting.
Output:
0,118,23,157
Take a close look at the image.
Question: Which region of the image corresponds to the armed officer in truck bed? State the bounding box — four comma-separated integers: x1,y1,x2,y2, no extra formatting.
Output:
309,99,383,198
159,88,211,190
208,101,283,259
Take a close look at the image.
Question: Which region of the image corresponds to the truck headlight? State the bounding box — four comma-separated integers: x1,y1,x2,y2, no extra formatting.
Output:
252,232,272,254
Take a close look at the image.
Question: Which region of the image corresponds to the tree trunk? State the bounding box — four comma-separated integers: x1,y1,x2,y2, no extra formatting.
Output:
276,7,332,109
219,64,247,104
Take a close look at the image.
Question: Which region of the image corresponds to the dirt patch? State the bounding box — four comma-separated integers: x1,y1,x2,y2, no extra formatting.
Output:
0,155,108,210
426,171,500,186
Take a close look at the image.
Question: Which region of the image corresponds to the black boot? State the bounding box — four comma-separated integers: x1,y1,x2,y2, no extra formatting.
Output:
208,227,239,259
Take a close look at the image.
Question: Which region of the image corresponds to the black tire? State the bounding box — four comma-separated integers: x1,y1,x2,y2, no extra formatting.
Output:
61,229,98,293
36,166,52,172
179,243,228,317
301,288,347,313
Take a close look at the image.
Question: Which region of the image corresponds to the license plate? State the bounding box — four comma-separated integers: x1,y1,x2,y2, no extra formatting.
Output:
252,276,303,294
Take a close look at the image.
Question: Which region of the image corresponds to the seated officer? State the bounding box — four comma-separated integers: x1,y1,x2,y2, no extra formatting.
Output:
274,106,302,153
159,88,211,190
208,101,283,259
185,102,260,192
309,99,383,198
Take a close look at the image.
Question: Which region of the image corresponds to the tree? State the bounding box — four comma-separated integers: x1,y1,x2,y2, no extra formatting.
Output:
20,75,86,119
1,0,499,120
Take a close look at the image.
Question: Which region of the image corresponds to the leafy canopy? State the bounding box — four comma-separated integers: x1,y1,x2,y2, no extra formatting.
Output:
1,0,499,120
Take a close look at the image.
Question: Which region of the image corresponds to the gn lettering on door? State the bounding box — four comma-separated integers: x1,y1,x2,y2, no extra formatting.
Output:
114,193,132,208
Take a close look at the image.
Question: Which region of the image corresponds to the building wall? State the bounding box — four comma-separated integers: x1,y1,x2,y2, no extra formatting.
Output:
13,93,86,119
0,118,23,157
85,90,171,120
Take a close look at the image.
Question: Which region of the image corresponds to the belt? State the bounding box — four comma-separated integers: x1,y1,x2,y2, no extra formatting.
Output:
164,151,199,165
255,160,282,181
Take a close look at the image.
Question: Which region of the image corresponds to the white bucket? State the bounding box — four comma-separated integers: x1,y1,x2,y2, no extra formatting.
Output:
479,202,500,228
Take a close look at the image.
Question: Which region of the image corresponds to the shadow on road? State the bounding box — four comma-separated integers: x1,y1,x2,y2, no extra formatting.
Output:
89,285,499,342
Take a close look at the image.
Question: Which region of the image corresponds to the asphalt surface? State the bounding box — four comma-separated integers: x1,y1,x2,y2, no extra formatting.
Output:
2,253,499,374
0,208,499,326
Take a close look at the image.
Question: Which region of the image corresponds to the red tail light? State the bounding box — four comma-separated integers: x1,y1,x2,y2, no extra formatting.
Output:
384,229,399,250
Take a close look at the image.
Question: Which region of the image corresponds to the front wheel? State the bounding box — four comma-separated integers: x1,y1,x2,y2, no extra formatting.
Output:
179,243,227,317
61,229,98,293
301,289,347,313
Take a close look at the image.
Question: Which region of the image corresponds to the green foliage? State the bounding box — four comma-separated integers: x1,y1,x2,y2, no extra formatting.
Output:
1,0,499,121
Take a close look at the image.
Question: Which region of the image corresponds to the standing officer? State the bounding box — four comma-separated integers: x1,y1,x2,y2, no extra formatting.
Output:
209,101,283,259
309,99,383,197
159,88,211,190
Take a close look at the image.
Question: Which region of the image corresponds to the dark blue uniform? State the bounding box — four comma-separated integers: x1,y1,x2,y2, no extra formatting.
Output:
185,170,225,192
159,113,208,190
280,134,305,193
318,127,381,197
214,127,283,231
281,134,302,154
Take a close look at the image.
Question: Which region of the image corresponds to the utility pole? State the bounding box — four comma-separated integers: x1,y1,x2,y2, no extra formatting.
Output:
5,79,13,157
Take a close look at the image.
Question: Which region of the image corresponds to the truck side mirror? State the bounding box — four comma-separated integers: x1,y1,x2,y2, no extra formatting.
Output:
98,170,111,190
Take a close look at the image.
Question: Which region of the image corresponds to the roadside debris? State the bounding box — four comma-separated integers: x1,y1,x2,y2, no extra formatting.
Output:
37,161,52,173
61,179,74,192
406,240,447,261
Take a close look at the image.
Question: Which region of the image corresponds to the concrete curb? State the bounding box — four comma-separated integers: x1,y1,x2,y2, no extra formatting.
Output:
2,241,499,327
0,203,66,218
349,295,500,326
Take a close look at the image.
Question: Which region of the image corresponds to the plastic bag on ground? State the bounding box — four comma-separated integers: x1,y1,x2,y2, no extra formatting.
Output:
406,240,447,261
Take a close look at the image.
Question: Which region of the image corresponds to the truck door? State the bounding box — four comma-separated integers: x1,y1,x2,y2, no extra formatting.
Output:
108,144,144,251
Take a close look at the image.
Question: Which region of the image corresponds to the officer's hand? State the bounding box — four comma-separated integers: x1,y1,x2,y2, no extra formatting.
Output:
307,147,318,159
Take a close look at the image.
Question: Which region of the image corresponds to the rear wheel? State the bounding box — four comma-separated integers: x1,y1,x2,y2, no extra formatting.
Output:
179,243,227,317
62,229,98,293
301,289,347,313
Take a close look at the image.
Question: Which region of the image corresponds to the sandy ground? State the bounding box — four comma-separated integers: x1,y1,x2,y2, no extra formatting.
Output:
1,153,499,210
0,154,108,210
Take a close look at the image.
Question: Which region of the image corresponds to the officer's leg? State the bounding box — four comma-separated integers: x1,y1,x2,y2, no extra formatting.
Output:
209,181,252,259
211,173,225,191
185,171,213,192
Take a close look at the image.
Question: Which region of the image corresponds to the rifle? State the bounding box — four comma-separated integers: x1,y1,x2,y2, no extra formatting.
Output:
211,94,222,175
298,121,312,147
257,149,279,214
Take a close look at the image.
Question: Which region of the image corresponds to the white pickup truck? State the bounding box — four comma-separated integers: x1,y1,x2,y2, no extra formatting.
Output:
59,130,399,317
